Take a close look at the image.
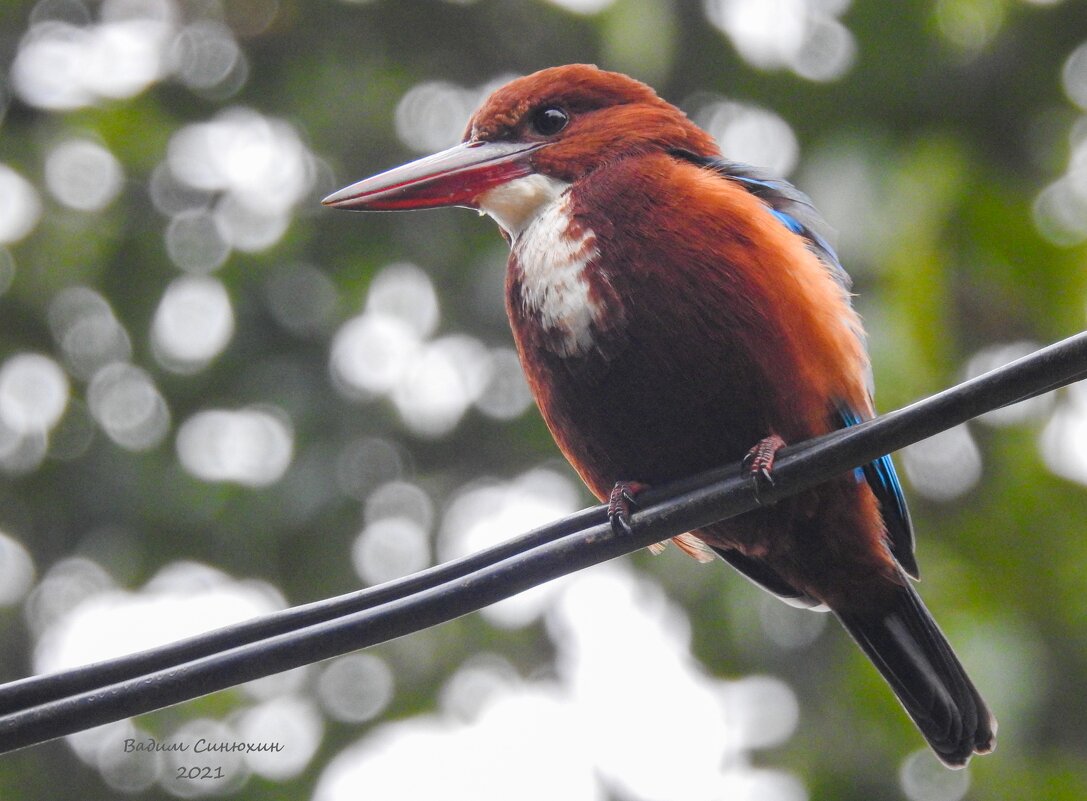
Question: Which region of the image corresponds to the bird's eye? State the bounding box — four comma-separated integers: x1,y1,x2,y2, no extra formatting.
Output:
530,106,569,136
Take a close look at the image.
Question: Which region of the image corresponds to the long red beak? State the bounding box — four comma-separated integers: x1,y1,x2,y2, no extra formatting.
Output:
322,140,543,211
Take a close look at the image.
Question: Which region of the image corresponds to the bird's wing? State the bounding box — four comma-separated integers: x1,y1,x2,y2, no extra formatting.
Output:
711,545,824,609
671,150,919,579
835,405,918,578
669,150,850,292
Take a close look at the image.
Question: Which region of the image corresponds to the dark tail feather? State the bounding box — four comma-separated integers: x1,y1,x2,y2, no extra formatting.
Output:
834,580,997,767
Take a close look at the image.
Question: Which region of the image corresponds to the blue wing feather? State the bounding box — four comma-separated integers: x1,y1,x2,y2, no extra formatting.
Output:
835,405,918,579
769,208,805,234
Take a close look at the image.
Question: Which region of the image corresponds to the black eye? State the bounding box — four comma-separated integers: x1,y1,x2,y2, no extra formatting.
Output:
530,106,569,136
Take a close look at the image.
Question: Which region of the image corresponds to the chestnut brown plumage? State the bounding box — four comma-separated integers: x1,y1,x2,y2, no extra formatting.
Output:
324,64,996,766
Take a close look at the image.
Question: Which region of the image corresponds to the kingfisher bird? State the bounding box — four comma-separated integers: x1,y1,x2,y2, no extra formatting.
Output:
323,64,996,766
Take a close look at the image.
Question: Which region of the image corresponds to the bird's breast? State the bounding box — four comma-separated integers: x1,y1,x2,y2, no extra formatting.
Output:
505,187,618,358
501,153,872,504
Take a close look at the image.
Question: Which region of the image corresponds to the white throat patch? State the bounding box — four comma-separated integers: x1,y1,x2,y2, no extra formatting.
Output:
478,175,604,357
477,173,570,239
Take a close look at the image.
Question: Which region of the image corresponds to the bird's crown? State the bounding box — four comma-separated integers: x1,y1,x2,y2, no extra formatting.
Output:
466,65,719,181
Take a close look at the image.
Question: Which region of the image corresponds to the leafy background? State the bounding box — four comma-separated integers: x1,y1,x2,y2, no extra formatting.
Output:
1,0,1086,799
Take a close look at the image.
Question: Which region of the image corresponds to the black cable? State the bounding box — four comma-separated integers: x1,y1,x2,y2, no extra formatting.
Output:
0,505,603,716
0,330,1083,754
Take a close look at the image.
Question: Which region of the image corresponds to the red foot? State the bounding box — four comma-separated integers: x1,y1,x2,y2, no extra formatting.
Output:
742,434,786,502
607,480,648,536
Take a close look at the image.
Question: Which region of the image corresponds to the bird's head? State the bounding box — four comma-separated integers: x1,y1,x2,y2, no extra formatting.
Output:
322,65,719,231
